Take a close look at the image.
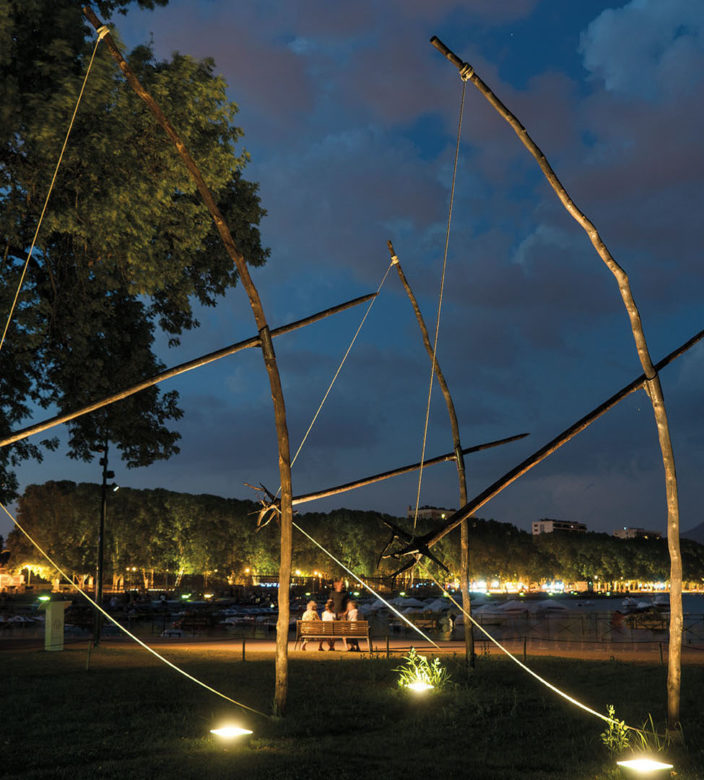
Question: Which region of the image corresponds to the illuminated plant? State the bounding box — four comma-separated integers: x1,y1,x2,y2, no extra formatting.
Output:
632,713,679,753
600,705,631,755
396,648,452,692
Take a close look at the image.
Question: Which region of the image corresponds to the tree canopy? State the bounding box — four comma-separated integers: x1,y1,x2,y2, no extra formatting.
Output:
8,482,704,588
0,0,268,498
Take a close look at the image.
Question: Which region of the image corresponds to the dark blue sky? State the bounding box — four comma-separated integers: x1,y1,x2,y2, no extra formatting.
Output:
4,0,703,539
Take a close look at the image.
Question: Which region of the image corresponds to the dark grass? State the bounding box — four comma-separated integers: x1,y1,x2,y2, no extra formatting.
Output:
3,645,704,779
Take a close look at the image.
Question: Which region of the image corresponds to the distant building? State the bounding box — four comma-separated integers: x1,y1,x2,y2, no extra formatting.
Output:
613,527,662,540
407,505,456,522
532,519,587,535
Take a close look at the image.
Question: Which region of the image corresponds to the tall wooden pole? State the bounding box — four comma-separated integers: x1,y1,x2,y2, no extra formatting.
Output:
387,242,474,667
431,36,683,732
83,9,293,714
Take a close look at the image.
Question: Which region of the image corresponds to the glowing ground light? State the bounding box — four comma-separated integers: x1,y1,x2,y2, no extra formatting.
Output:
406,681,434,693
616,757,674,773
210,725,254,739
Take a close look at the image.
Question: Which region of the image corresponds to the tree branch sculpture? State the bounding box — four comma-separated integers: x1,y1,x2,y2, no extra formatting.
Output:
431,36,684,732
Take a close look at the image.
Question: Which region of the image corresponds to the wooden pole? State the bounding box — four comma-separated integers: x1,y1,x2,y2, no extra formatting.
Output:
397,327,703,553
388,241,474,667
0,293,375,450
83,9,293,715
431,36,684,731
291,434,527,505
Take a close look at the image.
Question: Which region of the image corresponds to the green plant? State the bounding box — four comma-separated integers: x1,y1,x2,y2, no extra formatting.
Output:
395,648,452,691
632,713,679,753
600,705,631,755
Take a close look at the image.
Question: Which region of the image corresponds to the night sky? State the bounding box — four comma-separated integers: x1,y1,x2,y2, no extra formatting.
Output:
4,0,703,539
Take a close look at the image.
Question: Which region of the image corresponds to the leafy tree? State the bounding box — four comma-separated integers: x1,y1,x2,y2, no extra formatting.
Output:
0,1,268,497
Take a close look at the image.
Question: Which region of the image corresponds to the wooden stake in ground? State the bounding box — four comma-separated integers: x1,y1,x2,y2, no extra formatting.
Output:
83,8,293,716
387,241,474,667
431,36,684,733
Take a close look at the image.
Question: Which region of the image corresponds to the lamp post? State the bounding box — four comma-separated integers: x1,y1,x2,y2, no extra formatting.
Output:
93,435,114,647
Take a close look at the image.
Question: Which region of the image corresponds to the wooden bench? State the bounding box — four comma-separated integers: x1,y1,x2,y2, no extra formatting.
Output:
295,620,371,652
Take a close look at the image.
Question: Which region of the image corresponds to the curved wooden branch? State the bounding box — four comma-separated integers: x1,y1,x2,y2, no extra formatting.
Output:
83,8,293,715
388,241,473,662
432,36,684,728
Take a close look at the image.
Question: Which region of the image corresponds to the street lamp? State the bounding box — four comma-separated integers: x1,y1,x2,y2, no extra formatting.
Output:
94,435,117,647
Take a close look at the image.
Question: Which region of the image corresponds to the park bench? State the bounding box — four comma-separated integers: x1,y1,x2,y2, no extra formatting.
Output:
295,619,371,652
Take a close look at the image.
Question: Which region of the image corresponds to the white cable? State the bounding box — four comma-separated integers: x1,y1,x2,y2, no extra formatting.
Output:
0,35,104,353
293,520,439,648
420,564,642,731
411,80,467,531
0,501,268,718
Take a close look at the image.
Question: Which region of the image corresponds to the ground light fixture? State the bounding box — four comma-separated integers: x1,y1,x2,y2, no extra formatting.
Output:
210,725,254,739
616,756,674,774
38,595,51,602
406,680,434,693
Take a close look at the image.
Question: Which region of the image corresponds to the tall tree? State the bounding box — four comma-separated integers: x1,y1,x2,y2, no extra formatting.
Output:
0,1,268,496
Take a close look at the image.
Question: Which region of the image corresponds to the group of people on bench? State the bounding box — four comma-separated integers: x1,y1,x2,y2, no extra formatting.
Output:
301,578,361,651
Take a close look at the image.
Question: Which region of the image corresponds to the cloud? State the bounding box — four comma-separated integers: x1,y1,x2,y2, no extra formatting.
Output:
580,0,704,101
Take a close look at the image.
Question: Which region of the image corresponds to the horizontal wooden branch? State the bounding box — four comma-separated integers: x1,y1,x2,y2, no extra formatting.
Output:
292,432,528,505
398,326,704,554
0,293,375,449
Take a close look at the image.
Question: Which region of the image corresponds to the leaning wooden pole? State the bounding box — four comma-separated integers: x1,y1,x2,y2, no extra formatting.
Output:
293,433,527,505
431,36,684,732
398,328,702,550
0,294,374,450
387,241,474,667
83,9,293,715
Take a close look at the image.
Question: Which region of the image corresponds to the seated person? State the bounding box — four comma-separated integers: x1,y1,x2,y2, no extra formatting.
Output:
301,600,320,651
322,598,337,650
345,600,361,652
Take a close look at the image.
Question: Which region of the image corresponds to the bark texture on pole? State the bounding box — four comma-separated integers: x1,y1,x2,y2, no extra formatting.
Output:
388,241,474,666
431,36,683,730
83,8,293,715
0,294,375,450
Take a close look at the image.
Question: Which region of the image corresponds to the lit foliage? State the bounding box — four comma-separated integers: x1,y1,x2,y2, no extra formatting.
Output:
600,705,631,755
395,648,452,692
0,1,268,498
7,482,704,585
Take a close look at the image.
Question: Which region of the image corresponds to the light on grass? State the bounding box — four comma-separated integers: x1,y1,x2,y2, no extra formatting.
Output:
210,725,253,739
616,757,674,773
407,680,434,693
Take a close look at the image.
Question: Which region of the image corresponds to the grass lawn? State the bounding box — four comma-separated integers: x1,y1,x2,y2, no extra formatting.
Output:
3,644,704,779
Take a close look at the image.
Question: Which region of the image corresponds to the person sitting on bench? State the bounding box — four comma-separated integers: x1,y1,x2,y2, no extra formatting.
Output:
322,598,336,650
345,600,361,652
301,600,321,651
